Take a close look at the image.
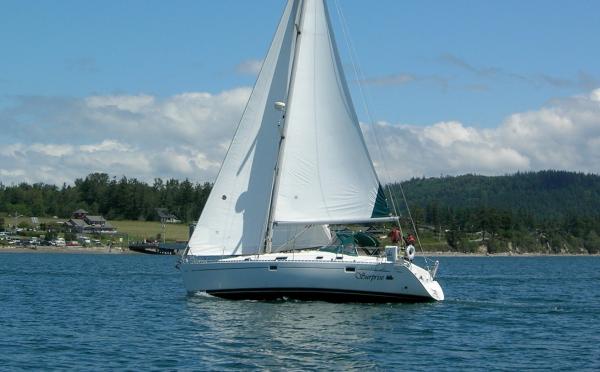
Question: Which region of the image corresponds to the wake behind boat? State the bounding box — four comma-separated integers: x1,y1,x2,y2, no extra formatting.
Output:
180,0,444,302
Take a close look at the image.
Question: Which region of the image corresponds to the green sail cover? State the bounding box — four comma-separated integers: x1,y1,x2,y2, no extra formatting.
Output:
334,231,380,247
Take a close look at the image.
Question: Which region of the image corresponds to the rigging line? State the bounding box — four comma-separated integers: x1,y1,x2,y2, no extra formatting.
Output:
397,180,431,267
332,0,400,220
333,0,430,267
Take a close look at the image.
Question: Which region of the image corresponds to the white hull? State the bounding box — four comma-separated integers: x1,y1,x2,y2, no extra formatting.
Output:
181,250,444,302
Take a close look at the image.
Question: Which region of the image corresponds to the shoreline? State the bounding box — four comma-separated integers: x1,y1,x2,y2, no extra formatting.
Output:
0,246,597,257
0,246,139,254
419,251,599,257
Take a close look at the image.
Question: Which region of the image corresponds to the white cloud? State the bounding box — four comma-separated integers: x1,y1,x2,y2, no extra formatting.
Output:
79,139,131,153
235,59,263,75
0,87,599,185
0,169,26,178
361,73,449,90
421,121,482,147
440,53,599,90
0,88,251,184
85,94,155,112
364,88,600,181
362,74,415,86
29,143,75,157
0,144,25,157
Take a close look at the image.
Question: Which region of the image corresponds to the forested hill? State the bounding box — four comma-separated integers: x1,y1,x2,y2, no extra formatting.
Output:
1,170,600,252
388,171,600,254
0,173,212,222
393,170,600,221
1,170,599,223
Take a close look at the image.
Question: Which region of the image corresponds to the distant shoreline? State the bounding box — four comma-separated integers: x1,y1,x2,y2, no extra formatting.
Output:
420,251,599,257
0,246,139,254
1,246,597,257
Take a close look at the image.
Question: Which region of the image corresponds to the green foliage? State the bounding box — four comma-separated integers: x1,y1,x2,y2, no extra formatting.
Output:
462,240,480,254
512,230,540,253
45,230,58,241
63,232,77,241
584,231,600,254
393,170,600,222
0,173,212,223
20,231,43,238
17,221,30,229
388,170,600,254
2,170,600,254
486,239,508,254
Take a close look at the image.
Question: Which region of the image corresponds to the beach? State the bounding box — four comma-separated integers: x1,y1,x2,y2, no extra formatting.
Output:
0,245,136,254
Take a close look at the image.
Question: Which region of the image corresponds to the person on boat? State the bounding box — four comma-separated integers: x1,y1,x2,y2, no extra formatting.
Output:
405,233,416,246
388,227,401,244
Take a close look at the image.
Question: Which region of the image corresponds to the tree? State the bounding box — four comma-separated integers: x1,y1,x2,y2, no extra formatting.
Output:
18,221,31,230
64,232,76,242
45,230,58,241
445,228,465,251
584,230,600,254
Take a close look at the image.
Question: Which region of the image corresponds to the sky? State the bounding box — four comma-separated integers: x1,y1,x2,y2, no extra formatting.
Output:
1,0,599,185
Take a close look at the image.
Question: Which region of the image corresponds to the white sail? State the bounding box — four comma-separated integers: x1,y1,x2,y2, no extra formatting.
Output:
272,224,332,252
272,0,389,225
187,0,301,256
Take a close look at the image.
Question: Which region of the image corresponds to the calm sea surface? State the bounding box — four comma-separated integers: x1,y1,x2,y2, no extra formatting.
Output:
1,253,599,371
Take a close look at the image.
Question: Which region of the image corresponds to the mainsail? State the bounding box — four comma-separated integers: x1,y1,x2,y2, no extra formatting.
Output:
188,0,390,257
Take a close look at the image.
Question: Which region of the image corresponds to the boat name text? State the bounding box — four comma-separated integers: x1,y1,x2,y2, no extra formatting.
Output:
355,272,384,281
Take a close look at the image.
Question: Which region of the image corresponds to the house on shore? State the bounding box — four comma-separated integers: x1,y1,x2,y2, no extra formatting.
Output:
156,208,181,224
66,210,116,234
72,209,88,219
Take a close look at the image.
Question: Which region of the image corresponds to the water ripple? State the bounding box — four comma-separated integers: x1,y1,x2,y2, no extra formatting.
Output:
1,254,599,370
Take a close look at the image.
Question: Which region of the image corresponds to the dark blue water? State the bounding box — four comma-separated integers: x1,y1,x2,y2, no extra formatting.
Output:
1,254,599,370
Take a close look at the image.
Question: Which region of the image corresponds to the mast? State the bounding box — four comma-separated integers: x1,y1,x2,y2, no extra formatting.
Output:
263,0,306,254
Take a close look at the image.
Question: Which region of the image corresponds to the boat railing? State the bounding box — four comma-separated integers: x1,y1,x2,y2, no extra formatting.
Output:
184,255,236,264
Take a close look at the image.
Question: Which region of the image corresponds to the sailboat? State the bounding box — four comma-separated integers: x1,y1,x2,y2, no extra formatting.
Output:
180,0,444,302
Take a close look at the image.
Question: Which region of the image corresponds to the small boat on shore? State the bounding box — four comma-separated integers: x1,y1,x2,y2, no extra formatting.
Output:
129,241,186,255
